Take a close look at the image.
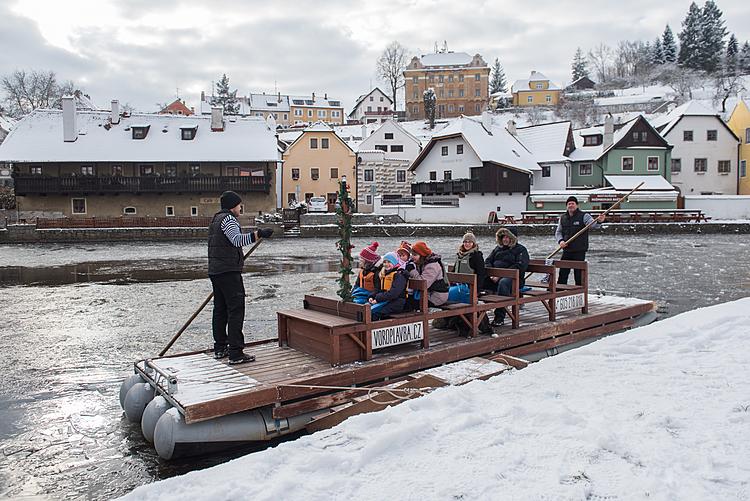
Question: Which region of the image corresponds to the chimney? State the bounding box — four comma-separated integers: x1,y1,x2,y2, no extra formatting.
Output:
603,113,614,148
361,124,367,139
211,106,224,131
277,91,281,103
506,119,517,136
312,92,315,102
481,110,492,131
62,96,77,142
324,93,328,100
200,90,205,102
111,100,120,124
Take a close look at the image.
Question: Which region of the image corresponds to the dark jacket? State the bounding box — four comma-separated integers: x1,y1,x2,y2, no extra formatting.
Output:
374,268,408,303
558,209,588,252
208,210,243,276
484,228,530,286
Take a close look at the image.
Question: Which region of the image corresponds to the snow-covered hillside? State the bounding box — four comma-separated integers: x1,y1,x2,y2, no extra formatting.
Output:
121,297,750,501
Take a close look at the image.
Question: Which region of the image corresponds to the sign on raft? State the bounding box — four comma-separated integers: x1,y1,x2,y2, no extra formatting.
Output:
371,321,424,349
555,293,585,312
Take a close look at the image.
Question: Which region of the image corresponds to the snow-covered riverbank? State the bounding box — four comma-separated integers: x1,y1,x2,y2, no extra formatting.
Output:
121,297,750,501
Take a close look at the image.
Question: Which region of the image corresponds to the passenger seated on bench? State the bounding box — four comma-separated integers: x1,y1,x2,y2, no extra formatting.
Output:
352,242,382,304
449,232,492,335
405,241,449,310
368,252,408,320
483,227,529,326
395,241,412,268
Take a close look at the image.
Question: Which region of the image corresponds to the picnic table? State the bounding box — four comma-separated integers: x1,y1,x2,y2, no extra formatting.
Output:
521,209,709,224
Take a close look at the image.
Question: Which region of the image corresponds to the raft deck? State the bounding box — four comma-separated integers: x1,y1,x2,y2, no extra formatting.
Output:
136,294,655,424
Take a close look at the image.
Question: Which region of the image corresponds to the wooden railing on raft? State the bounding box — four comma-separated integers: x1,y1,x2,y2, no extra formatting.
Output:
276,261,589,366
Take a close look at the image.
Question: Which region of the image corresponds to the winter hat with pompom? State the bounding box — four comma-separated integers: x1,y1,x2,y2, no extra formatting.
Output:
358,242,380,264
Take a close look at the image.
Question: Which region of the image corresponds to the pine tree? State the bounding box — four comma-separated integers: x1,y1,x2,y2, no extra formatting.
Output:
699,0,727,73
651,38,665,65
725,34,738,76
489,58,507,93
678,2,703,70
571,47,589,81
740,41,750,74
662,25,678,63
423,88,436,129
210,74,240,115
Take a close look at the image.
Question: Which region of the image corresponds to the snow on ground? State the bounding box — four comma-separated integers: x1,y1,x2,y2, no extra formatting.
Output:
122,298,750,501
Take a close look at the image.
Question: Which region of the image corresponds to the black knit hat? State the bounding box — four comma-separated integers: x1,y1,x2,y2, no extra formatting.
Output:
220,191,242,210
566,196,579,204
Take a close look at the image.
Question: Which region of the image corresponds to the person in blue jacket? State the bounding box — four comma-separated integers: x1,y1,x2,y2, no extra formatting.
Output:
368,252,408,320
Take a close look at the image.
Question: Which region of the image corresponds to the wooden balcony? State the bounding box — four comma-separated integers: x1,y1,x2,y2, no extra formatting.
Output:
14,175,270,195
411,179,480,195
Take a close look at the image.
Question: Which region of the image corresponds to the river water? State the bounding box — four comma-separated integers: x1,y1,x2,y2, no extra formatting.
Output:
0,234,748,500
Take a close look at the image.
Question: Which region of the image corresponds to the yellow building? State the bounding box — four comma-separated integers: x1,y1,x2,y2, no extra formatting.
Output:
727,99,750,194
281,122,356,208
511,71,562,107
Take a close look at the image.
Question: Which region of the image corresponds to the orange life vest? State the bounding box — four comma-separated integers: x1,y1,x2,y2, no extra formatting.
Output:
381,268,407,298
358,269,378,292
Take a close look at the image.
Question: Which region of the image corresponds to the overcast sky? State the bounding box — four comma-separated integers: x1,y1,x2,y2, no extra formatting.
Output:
2,0,749,113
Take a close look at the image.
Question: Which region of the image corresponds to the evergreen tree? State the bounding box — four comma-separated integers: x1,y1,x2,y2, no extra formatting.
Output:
489,58,507,93
662,25,678,63
210,74,240,115
651,38,665,65
740,41,750,74
678,2,703,70
725,34,738,76
423,88,436,129
571,47,589,81
699,0,727,73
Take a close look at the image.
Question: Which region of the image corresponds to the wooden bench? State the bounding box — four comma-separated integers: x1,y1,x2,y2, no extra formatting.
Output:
528,258,589,315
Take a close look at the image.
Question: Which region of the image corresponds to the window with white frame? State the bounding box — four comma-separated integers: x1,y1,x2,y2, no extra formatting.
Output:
190,206,198,216
412,105,418,114
545,95,551,103
318,110,326,118
459,75,464,82
542,165,551,177
647,156,659,171
397,170,406,182
311,168,319,180
291,168,300,180
459,89,464,97
81,164,94,175
706,129,717,141
535,83,543,89
683,130,693,141
364,169,374,181
165,206,175,216
330,167,338,179
441,146,448,156
579,163,592,176
475,74,481,81
307,110,313,117
475,103,481,112
621,157,634,171
72,198,86,214
746,128,750,143
390,145,403,152
527,96,533,103
457,144,463,154
671,158,682,174
718,160,731,174
30,165,42,175
332,111,340,118
429,171,437,180
310,138,318,149
741,159,747,177
112,164,123,176
385,132,394,140
366,194,372,204
412,76,418,83
321,138,329,149
475,88,481,97
294,109,303,116
284,113,288,120
123,206,137,215
443,170,452,180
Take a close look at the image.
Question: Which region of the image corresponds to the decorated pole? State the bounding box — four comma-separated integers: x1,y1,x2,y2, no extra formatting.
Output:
336,175,355,302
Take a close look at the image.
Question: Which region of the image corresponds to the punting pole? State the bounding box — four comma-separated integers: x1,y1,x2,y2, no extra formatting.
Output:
158,237,265,357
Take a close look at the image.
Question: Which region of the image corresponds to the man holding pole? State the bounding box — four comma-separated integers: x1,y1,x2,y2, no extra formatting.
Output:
208,191,273,364
555,196,605,286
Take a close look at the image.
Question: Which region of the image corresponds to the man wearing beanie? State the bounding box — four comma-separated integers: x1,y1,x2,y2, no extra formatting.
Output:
555,195,605,286
208,191,274,364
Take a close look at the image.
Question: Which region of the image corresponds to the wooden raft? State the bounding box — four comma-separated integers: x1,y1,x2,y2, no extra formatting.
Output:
135,294,655,424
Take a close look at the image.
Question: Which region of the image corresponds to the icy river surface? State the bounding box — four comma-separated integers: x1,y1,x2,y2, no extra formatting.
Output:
0,234,748,500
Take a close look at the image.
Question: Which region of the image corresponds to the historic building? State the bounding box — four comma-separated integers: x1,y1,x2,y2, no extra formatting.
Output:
511,71,562,107
280,122,356,209
725,100,749,195
403,52,490,120
0,99,280,218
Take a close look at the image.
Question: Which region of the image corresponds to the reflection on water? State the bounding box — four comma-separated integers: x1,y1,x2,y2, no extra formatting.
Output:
0,257,342,287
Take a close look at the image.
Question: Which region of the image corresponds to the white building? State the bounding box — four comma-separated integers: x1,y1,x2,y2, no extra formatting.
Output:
651,101,740,195
515,120,574,191
374,114,540,223
348,88,393,124
358,120,421,162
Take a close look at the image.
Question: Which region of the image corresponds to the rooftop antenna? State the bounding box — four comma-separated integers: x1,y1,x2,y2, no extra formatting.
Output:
176,87,180,99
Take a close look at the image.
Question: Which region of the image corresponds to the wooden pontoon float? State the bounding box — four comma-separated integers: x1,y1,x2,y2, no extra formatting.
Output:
120,260,656,459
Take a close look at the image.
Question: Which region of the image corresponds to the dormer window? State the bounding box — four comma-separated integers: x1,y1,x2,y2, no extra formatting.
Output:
583,135,602,146
180,126,197,140
132,125,150,139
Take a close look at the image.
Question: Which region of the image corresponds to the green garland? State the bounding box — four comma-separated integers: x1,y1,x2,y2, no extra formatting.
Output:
335,179,354,302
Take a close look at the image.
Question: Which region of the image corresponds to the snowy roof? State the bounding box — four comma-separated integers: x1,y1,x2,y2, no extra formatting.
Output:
511,71,561,93
413,116,541,173
287,95,343,109
304,121,334,132
649,101,720,135
604,175,675,191
0,109,279,163
568,117,642,162
419,52,473,67
515,121,571,163
0,115,15,133
399,119,451,147
248,93,290,112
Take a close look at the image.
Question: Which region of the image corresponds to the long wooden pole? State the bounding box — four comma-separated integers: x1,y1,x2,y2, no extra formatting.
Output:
544,181,645,260
158,238,265,357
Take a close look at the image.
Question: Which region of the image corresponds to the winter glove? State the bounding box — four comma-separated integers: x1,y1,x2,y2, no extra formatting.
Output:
405,262,416,273
258,228,274,238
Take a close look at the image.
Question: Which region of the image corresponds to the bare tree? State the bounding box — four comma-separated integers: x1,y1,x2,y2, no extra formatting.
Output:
377,41,407,112
1,70,63,117
713,71,746,113
654,63,704,100
588,43,613,83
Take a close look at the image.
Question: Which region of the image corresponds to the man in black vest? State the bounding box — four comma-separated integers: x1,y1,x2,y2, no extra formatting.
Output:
208,191,273,364
555,196,605,286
